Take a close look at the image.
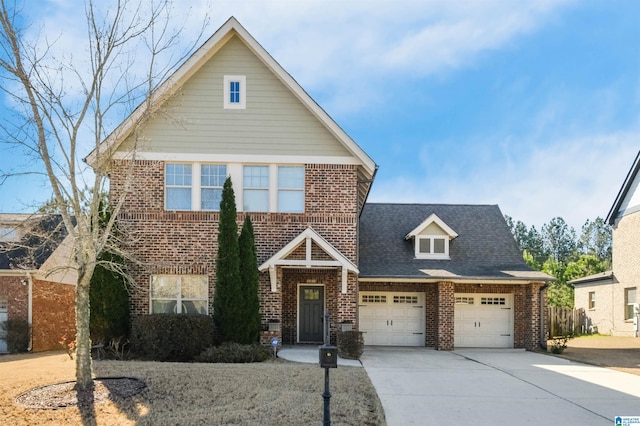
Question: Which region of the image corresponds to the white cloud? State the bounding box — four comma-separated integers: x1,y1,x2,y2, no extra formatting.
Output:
369,133,639,230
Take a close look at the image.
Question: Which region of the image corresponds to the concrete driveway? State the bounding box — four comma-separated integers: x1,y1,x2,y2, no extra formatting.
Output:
361,347,640,426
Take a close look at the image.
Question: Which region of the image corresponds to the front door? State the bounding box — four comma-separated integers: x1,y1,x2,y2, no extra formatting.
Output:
299,286,324,342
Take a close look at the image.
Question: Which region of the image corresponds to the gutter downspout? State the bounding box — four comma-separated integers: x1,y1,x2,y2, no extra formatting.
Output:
539,283,549,350
26,272,33,352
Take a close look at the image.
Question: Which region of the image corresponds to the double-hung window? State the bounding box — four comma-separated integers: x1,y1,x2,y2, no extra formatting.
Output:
588,291,596,309
278,166,304,213
166,164,192,210
243,165,269,212
625,287,637,320
201,165,227,211
150,275,208,314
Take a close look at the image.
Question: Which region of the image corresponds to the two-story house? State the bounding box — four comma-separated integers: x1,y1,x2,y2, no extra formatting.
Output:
86,17,551,350
573,151,640,337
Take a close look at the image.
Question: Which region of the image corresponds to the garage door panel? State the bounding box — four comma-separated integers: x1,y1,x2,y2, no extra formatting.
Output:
360,292,425,347
454,294,513,348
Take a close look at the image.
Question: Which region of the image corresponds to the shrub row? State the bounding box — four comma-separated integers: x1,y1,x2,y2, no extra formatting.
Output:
195,342,271,363
130,314,216,362
0,319,31,353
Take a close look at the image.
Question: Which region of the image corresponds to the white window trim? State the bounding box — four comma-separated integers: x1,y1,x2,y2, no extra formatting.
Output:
149,275,209,315
223,75,246,109
415,235,450,260
277,165,305,213
243,164,270,212
165,162,305,213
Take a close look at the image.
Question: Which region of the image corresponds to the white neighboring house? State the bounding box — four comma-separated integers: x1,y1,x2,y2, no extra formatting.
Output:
572,151,640,337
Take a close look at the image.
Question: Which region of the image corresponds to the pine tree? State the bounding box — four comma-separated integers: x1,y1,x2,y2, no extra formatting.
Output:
213,177,242,343
239,215,261,344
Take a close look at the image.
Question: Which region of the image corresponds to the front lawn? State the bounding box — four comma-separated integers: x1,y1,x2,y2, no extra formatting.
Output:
0,351,385,425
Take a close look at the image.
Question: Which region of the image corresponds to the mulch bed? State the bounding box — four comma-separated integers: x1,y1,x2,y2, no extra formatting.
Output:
15,377,147,410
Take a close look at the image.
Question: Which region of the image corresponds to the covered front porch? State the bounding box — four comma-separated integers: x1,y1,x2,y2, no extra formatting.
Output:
258,227,358,345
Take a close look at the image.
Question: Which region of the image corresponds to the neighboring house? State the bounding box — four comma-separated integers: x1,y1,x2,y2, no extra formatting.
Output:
86,17,551,350
0,214,76,352
573,151,640,337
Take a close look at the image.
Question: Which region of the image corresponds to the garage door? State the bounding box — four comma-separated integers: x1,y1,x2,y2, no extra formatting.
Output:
454,293,513,348
359,292,425,346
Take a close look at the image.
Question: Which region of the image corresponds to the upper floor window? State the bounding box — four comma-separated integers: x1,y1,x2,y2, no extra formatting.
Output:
201,164,227,211
150,275,208,314
278,166,304,213
243,165,269,212
625,287,637,320
405,213,457,260
166,164,192,210
417,236,447,257
224,75,246,109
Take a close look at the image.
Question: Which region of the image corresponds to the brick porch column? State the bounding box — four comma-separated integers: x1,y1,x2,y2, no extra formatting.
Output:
437,281,454,350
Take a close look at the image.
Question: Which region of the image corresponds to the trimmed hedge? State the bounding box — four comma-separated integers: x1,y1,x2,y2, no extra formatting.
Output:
0,319,31,353
195,342,271,363
130,314,216,362
337,330,364,360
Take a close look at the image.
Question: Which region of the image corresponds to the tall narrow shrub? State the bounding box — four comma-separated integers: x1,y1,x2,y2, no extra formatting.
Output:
238,215,261,343
213,177,242,342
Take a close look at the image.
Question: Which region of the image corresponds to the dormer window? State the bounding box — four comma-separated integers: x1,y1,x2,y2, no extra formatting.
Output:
224,75,246,109
405,214,457,260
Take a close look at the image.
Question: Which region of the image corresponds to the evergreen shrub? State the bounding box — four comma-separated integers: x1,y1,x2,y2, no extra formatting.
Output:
130,314,216,362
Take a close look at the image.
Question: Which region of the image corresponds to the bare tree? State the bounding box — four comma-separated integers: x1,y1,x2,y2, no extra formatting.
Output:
0,0,207,391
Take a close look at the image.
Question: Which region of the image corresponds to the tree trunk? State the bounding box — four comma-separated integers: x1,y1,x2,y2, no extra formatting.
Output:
75,270,93,390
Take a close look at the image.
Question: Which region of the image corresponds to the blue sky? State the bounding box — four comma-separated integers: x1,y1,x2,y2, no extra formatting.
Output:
0,0,638,230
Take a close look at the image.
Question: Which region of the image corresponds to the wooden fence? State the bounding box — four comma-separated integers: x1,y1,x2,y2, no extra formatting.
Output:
545,307,585,337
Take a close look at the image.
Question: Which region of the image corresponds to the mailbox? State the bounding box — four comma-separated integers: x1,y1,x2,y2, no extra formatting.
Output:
319,344,338,368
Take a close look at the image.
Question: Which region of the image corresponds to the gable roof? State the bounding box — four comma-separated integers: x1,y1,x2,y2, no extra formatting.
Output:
405,213,458,240
359,203,552,282
84,17,376,179
259,227,358,293
0,215,69,271
606,150,640,225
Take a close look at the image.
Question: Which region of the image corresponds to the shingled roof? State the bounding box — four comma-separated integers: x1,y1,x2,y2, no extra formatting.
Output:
0,215,69,271
358,203,552,281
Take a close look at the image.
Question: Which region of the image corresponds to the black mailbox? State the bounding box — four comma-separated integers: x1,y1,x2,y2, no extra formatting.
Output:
319,344,338,368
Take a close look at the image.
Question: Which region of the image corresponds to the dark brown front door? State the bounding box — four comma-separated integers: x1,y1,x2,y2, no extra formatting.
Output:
299,286,324,342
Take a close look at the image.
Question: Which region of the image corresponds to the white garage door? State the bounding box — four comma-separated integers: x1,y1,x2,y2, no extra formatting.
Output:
454,293,513,348
359,292,425,346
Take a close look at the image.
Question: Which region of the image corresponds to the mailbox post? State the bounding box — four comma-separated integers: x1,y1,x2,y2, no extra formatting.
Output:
319,311,337,425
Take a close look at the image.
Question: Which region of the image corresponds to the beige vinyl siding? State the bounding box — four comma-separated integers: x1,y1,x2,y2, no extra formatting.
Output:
119,35,351,158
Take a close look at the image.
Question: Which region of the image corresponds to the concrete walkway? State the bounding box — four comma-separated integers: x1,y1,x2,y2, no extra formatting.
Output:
361,347,640,426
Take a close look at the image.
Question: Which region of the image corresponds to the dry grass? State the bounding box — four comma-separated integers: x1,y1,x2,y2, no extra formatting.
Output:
0,351,385,425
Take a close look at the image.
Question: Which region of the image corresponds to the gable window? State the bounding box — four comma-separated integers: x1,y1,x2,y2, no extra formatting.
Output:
624,287,637,320
150,275,208,314
416,236,449,259
588,291,596,309
278,166,304,213
223,75,246,109
201,164,227,210
243,165,269,212
166,164,192,210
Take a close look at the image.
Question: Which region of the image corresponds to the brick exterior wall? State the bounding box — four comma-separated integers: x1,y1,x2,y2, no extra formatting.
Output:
611,210,640,336
31,279,76,352
358,281,544,350
0,276,28,323
110,160,360,339
0,276,76,352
